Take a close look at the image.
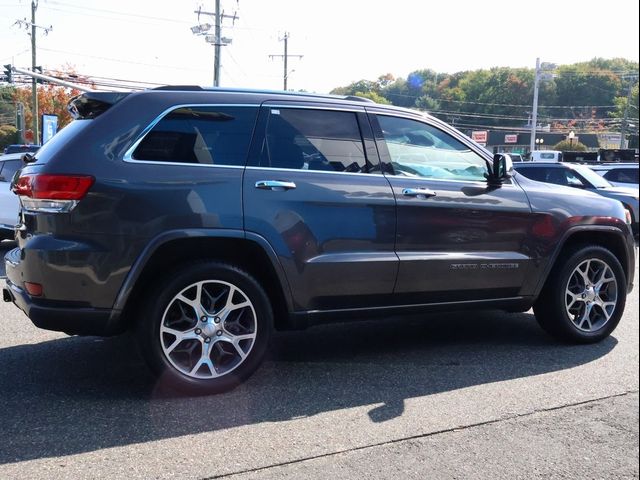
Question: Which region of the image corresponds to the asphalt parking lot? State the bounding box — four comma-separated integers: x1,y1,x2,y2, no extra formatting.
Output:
0,239,638,479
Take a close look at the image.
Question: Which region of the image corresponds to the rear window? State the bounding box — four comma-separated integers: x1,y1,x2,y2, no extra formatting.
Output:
31,120,92,165
0,159,21,182
132,106,258,166
539,153,556,160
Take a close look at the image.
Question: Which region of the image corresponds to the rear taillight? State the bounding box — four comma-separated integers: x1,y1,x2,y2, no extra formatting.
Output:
12,174,94,213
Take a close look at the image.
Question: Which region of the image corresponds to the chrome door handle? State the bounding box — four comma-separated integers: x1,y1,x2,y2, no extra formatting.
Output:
402,187,436,198
255,180,297,191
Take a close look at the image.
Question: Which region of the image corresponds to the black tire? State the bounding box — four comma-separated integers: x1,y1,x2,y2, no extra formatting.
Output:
136,261,273,395
534,245,627,343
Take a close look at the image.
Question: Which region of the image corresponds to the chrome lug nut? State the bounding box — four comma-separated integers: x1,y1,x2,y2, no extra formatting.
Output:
201,316,208,323
216,330,223,336
195,328,202,335
214,317,221,324
204,337,211,343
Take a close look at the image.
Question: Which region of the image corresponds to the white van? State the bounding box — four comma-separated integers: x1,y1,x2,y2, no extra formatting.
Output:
530,150,563,162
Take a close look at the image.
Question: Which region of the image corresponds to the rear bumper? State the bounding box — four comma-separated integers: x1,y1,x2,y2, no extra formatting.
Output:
3,278,122,336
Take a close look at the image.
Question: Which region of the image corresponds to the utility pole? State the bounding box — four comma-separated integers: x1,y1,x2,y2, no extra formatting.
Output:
269,32,303,91
13,1,51,144
191,2,238,87
529,58,556,154
213,0,221,87
529,57,540,154
31,0,37,144
619,77,636,149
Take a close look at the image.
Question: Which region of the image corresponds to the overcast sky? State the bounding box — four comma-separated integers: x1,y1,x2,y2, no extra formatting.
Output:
1,0,639,93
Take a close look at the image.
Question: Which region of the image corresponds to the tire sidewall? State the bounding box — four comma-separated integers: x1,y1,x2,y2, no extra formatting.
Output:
137,262,273,394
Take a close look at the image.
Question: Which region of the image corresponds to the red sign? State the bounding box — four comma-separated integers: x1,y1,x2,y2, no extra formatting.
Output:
504,134,518,144
24,129,34,142
471,130,488,143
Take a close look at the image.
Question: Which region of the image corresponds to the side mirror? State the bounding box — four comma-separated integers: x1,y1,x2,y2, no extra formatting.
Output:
486,153,513,186
21,153,36,164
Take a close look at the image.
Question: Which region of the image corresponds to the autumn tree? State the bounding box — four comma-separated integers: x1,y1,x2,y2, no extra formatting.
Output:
13,82,81,136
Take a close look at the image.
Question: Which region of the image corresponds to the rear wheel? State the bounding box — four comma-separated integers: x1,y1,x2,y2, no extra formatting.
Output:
534,245,626,343
137,262,273,394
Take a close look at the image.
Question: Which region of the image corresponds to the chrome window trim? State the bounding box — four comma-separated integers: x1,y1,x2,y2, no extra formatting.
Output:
122,103,260,164
244,166,385,178
261,103,366,113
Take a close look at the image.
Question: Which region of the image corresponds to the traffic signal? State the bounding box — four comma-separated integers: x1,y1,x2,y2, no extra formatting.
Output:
34,65,43,84
3,64,11,83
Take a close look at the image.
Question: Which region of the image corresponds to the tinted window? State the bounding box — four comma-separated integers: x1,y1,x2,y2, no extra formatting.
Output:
257,108,368,173
0,160,21,182
377,115,488,181
604,168,639,184
516,167,549,182
133,106,257,166
516,167,586,187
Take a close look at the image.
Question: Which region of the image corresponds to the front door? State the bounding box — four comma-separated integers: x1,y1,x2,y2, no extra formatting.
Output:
369,111,535,303
243,104,397,311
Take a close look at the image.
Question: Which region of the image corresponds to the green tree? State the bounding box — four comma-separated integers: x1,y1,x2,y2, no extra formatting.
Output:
553,139,587,151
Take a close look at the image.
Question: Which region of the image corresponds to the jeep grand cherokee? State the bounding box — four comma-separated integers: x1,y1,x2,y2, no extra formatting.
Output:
3,87,636,394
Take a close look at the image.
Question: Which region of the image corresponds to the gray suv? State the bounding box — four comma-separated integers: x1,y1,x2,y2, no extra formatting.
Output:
3,87,636,394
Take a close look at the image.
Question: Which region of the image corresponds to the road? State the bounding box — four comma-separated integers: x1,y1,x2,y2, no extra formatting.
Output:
0,239,638,479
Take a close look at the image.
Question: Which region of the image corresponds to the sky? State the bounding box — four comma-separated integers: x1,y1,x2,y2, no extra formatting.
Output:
1,0,639,93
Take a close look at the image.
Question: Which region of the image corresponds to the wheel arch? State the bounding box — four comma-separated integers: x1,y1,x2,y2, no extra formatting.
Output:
111,230,295,331
534,226,633,297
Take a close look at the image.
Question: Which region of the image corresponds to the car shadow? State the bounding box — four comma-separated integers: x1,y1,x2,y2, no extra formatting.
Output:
0,310,617,464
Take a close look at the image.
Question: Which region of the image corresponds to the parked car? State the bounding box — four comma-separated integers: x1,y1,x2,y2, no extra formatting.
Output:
530,150,563,162
3,144,40,155
3,87,636,394
507,153,525,162
513,162,639,233
589,163,639,189
0,153,23,240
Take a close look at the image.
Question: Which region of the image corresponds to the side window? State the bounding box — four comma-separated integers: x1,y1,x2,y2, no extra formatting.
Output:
566,170,587,188
606,169,638,183
0,160,21,182
516,167,547,182
258,108,368,173
132,106,257,166
376,115,487,181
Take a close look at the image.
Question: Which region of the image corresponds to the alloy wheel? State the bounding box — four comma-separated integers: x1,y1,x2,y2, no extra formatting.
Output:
565,259,618,332
159,280,257,379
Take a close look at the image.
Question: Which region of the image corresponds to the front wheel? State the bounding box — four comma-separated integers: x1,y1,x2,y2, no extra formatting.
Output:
534,245,627,343
137,262,273,394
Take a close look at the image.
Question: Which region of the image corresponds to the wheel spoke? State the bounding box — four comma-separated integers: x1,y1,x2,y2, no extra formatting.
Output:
565,291,579,310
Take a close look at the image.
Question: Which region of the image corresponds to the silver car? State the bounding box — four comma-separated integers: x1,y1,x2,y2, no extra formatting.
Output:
0,153,22,240
513,162,639,233
589,163,639,189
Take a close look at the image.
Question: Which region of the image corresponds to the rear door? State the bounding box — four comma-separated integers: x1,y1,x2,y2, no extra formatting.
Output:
243,103,397,311
369,111,535,303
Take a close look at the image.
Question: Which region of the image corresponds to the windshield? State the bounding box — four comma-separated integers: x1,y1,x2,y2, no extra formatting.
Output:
572,164,613,188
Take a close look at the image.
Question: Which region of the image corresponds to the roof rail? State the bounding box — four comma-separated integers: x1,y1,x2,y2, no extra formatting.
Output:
344,95,375,103
150,85,378,104
153,85,204,91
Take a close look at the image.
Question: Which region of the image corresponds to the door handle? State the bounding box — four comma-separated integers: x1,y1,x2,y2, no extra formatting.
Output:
402,187,436,198
255,180,297,191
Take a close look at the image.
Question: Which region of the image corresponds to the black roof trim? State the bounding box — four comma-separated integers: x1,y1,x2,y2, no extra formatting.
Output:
150,85,377,104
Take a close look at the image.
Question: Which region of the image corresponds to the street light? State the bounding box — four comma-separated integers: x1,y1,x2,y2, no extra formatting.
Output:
535,138,544,150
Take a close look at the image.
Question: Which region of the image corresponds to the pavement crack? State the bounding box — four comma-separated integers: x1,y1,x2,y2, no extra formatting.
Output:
201,390,639,480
